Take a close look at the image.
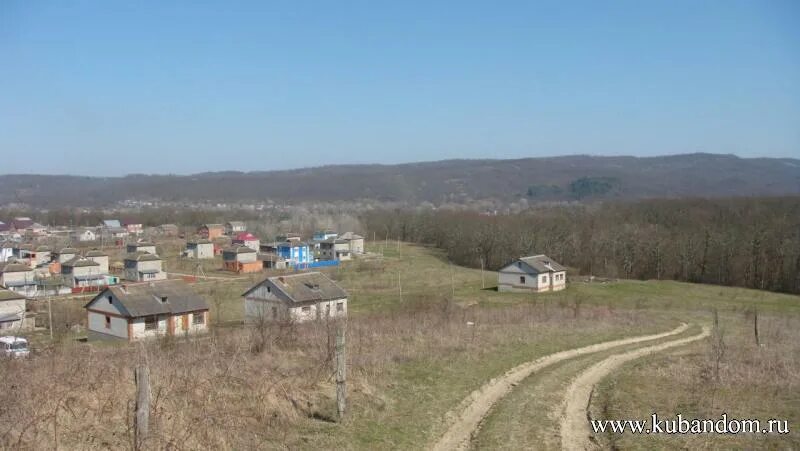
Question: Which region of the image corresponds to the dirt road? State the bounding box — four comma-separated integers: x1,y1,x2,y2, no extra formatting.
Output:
431,323,690,451
559,326,711,451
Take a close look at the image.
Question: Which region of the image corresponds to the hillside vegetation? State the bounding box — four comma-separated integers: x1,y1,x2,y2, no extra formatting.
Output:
1,153,799,207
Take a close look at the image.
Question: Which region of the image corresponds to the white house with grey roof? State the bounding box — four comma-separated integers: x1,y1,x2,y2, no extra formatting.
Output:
243,272,347,323
0,286,33,331
84,279,209,341
124,252,166,282
497,255,567,293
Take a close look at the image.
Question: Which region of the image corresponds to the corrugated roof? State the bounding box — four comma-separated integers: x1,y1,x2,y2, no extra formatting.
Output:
63,257,100,268
519,255,566,272
87,280,208,317
85,250,108,257
224,245,256,254
0,287,25,301
1,263,32,273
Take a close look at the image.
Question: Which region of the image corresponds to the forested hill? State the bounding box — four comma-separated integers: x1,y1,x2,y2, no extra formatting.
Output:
1,153,799,207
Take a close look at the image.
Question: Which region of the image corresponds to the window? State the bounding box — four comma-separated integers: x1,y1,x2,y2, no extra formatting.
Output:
542,275,548,283
336,302,344,312
301,306,311,313
161,296,168,303
271,306,278,318
105,315,111,329
267,286,271,293
192,312,204,325
144,315,158,331
107,295,113,304
519,276,526,284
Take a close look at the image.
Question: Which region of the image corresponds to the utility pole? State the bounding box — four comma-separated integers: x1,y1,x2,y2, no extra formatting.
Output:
335,324,347,419
134,365,151,449
398,272,402,303
48,295,53,340
480,256,485,289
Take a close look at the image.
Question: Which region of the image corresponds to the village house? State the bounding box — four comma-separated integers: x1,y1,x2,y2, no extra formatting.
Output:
124,252,167,282
222,245,261,273
122,218,144,235
243,272,347,323
276,241,312,267
276,233,302,242
0,262,36,296
126,241,157,255
497,255,567,293
339,232,365,254
15,244,51,268
225,221,247,235
10,217,34,233
232,232,260,251
74,228,97,242
0,222,10,237
318,239,352,261
0,286,33,331
84,279,209,342
258,253,287,270
85,250,110,273
61,257,107,289
198,224,225,240
53,248,79,264
107,227,129,240
185,239,214,259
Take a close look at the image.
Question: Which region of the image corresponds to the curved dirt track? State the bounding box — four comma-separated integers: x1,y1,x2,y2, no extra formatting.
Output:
431,323,690,451
559,326,711,451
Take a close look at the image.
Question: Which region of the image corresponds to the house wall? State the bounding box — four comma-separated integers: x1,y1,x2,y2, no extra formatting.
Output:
245,286,347,323
0,272,36,296
127,245,156,254
189,243,214,259
348,238,365,254
551,271,567,291
87,310,129,340
0,247,11,263
88,256,109,273
498,269,546,292
130,315,169,340
0,299,27,330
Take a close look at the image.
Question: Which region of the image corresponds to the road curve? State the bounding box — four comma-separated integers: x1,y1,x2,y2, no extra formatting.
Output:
559,325,710,451
431,323,690,451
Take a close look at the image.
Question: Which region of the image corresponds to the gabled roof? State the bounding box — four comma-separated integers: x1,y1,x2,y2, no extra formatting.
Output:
277,241,308,248
102,219,121,228
0,286,25,301
518,255,566,273
85,250,108,257
124,251,162,262
0,222,10,232
226,221,246,227
233,232,258,241
243,271,347,303
57,248,79,255
0,263,33,273
128,241,156,247
63,257,100,268
223,244,256,254
339,232,364,240
201,223,223,229
187,239,212,245
11,218,34,230
86,280,208,317
34,245,50,252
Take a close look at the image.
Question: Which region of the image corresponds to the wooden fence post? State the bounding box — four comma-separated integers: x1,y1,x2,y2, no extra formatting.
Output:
754,307,760,346
134,365,151,449
335,324,347,419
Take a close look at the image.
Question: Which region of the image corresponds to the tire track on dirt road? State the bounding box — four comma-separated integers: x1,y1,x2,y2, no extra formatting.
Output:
559,325,711,451
431,323,690,451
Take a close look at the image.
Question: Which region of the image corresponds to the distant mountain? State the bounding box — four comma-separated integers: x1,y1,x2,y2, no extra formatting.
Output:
1,153,798,208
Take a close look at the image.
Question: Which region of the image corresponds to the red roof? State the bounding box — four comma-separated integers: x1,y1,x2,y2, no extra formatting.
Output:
234,232,257,241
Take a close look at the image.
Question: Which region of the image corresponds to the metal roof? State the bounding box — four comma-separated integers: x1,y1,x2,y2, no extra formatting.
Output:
86,280,208,317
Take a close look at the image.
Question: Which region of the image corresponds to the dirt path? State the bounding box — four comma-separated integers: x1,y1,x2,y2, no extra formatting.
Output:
559,326,711,451
431,323,690,451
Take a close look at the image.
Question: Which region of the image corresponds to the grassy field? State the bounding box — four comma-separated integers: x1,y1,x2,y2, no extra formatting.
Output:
6,242,800,449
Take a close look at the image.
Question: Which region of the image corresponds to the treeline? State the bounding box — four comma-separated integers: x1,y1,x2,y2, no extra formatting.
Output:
363,197,800,294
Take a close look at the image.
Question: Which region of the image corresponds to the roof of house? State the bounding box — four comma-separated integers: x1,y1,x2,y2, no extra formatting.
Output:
0,263,33,273
201,223,223,229
102,219,121,228
0,286,25,301
85,250,108,257
57,248,79,255
233,232,258,241
121,218,142,226
107,227,128,234
223,245,256,254
518,255,567,273
34,245,51,252
339,232,364,240
0,222,10,232
128,241,156,247
226,221,246,227
277,241,309,248
63,257,100,268
125,251,162,262
11,218,34,229
86,280,208,317
187,239,212,245
244,271,347,303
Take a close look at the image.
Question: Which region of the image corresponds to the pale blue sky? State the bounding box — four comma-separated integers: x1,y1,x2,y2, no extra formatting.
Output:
1,0,798,175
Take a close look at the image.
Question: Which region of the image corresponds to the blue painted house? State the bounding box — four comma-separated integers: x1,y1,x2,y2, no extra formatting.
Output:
276,241,312,267
312,230,338,241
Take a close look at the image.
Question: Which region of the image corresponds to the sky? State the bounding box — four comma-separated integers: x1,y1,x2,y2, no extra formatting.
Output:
0,1,798,176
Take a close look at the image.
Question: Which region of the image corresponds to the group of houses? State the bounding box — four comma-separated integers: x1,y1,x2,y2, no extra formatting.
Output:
183,223,366,274
84,270,348,341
